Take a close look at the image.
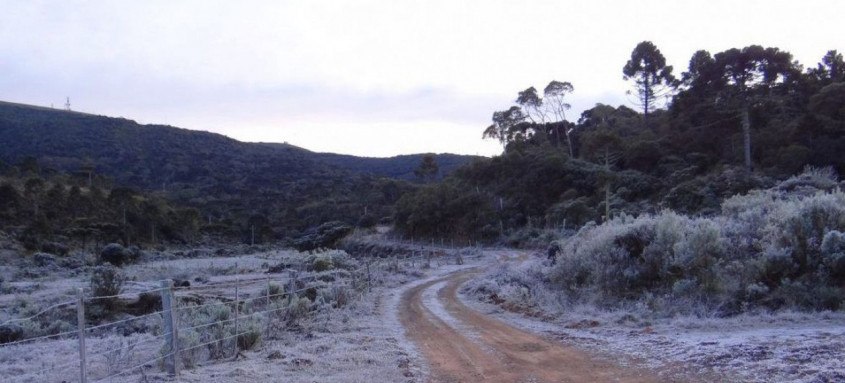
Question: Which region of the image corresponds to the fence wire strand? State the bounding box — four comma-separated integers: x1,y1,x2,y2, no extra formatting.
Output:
7,244,484,381
0,300,76,326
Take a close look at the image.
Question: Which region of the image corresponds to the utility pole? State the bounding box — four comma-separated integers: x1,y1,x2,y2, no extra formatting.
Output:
65,97,71,111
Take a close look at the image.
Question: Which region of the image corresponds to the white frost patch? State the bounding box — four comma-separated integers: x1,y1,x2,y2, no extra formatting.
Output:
381,255,487,382
420,281,483,346
460,284,845,382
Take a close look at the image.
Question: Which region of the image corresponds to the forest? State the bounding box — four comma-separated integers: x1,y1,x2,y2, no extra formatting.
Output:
394,43,845,243
0,102,475,250
2,42,844,253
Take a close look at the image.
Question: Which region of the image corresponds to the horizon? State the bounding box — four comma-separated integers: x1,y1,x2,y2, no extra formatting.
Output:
2,1,844,157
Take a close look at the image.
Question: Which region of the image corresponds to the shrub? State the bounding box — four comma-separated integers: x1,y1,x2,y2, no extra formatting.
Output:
99,243,138,266
284,295,311,327
320,285,350,308
178,330,202,369
536,169,845,315
0,324,24,344
821,231,845,283
90,265,125,314
33,252,57,267
292,221,353,252
237,325,261,351
311,257,333,272
265,283,283,301
40,242,68,256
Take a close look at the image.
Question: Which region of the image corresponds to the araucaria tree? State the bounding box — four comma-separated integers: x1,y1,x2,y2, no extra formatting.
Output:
682,45,799,172
623,41,676,128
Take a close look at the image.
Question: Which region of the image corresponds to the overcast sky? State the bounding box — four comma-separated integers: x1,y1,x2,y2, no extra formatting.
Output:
1,1,843,157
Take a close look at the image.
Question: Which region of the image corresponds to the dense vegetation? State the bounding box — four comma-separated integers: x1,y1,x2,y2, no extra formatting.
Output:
0,102,475,246
0,163,206,251
468,168,845,314
396,44,845,242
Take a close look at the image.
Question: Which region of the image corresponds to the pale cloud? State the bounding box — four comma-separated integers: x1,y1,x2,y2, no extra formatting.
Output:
1,0,842,157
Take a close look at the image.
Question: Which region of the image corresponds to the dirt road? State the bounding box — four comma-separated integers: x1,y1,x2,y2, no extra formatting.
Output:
399,266,660,383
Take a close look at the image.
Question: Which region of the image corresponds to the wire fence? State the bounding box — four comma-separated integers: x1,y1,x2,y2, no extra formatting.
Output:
0,244,484,382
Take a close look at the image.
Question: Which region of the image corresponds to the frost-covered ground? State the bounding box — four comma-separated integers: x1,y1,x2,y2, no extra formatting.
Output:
460,257,845,383
0,245,484,382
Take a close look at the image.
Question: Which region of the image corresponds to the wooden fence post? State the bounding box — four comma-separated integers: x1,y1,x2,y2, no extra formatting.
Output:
234,274,240,357
265,277,272,340
77,288,87,383
160,280,179,377
366,262,371,292
288,271,297,305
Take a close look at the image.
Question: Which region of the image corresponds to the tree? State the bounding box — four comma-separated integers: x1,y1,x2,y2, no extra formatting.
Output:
623,41,676,128
807,50,845,86
710,46,798,172
483,106,528,149
543,81,576,156
0,183,20,215
675,46,800,172
580,130,623,221
516,87,548,124
24,177,45,216
414,154,439,183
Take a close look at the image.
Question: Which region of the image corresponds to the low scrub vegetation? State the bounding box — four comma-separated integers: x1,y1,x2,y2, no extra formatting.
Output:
469,168,845,316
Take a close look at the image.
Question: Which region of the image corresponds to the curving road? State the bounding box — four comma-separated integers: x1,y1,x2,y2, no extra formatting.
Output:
399,265,661,383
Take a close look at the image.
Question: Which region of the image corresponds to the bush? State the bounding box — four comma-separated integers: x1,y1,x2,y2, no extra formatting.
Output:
99,243,138,266
292,221,353,252
237,326,261,351
537,168,845,315
90,265,125,314
33,252,57,267
311,257,333,272
40,242,68,256
0,324,24,344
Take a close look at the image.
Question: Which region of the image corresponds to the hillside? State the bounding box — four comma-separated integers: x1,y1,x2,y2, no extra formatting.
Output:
257,142,477,181
0,101,470,241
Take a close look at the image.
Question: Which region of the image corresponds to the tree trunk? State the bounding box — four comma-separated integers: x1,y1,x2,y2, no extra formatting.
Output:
742,106,752,172
565,131,574,158
604,148,611,221
643,76,650,129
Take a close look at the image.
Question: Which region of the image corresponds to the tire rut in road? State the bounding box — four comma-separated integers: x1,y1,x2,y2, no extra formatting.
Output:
399,268,662,383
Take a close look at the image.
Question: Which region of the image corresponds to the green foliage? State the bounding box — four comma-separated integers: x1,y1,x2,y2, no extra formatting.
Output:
292,221,353,251
545,170,845,314
99,243,139,266
89,265,125,315
0,101,440,244
237,325,261,351
413,153,439,182
394,181,497,240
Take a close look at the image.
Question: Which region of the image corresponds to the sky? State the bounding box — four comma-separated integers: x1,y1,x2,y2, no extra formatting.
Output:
1,0,843,157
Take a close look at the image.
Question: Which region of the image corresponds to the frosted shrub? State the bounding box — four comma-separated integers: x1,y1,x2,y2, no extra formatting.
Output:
319,285,351,308
543,170,845,314
178,329,202,369
237,322,262,351
90,265,125,316
775,166,839,194
821,231,845,283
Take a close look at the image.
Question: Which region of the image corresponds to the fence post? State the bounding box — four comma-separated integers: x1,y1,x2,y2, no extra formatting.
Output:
265,277,271,340
160,280,179,377
234,274,240,357
288,271,297,305
76,288,87,383
366,262,371,292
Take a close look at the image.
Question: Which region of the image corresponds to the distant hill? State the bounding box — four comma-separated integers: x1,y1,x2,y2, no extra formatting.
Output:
0,100,475,237
260,142,478,181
